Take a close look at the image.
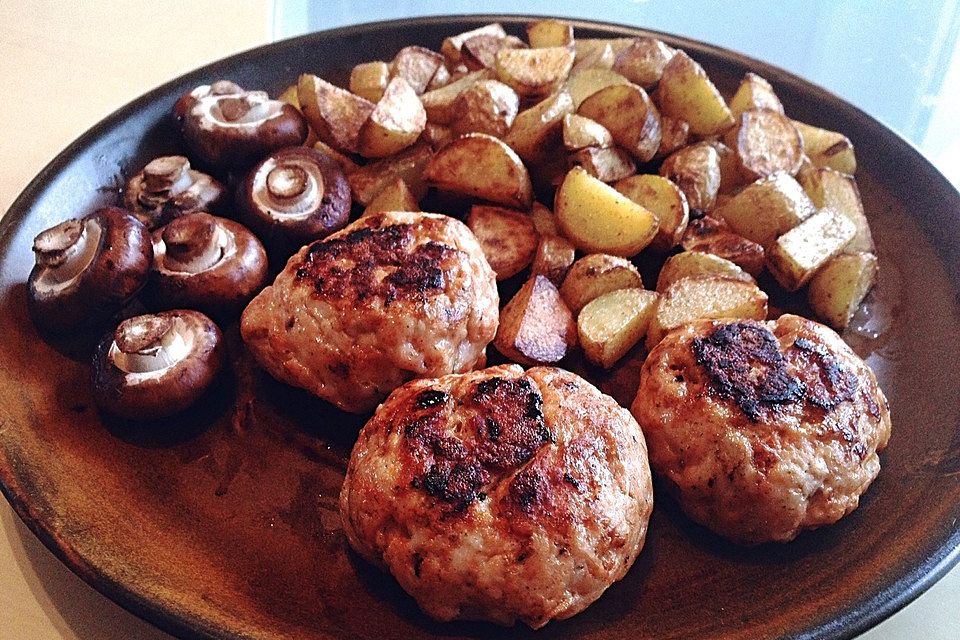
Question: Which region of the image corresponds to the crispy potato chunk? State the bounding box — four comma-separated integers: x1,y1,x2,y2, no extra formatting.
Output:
646,276,769,349
615,174,690,252
461,34,527,71
347,144,432,205
420,69,494,124
573,38,635,68
496,46,575,98
655,115,690,159
579,288,660,368
466,205,538,280
555,167,659,256
767,209,857,291
504,91,575,162
612,37,676,87
798,167,875,253
358,77,427,158
312,140,360,174
729,72,784,119
569,147,636,183
656,50,734,136
655,251,755,292
724,109,804,182
562,113,614,150
659,142,721,211
441,23,507,67
495,274,577,365
391,46,445,95
714,172,815,248
297,74,375,154
704,140,743,194
560,253,644,313
808,251,878,329
681,216,766,277
578,83,662,162
792,120,857,175
530,201,561,236
450,79,520,138
350,61,390,103
563,68,631,109
526,19,574,48
362,178,420,217
531,235,576,286
421,122,454,151
423,133,534,209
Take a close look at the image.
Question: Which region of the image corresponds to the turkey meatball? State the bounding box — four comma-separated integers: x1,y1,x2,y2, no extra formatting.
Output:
340,365,653,628
632,314,891,545
240,211,498,413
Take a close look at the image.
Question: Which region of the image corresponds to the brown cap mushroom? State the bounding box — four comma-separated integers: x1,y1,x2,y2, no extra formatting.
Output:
181,89,308,169
173,80,244,122
144,212,268,318
238,146,351,257
123,155,227,229
28,207,153,337
92,310,224,420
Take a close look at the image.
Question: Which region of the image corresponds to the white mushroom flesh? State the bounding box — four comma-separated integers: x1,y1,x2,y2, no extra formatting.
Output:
155,224,237,275
32,219,102,296
109,316,195,382
193,91,284,131
251,156,325,219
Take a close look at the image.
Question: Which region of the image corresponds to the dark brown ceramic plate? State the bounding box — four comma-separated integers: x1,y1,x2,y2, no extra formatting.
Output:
1,15,960,640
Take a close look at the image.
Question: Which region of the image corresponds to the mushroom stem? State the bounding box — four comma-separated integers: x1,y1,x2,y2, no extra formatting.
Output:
252,158,324,217
161,214,231,274
110,314,191,374
142,156,191,194
32,219,101,289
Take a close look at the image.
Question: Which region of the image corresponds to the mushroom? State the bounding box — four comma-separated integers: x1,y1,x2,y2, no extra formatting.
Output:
28,207,153,337
238,146,351,257
92,310,224,420
173,79,245,121
181,88,308,169
144,212,268,318
123,155,227,228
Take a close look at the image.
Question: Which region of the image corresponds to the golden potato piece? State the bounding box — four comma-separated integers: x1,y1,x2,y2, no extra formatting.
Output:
704,140,743,194
573,38,635,67
495,274,577,365
729,72,784,120
503,91,575,162
526,19,574,48
450,79,520,138
767,209,857,291
530,235,576,286
808,251,878,329
615,174,690,252
655,251,755,293
646,276,769,349
441,23,507,67
460,34,527,71
655,115,690,160
714,172,815,248
466,205,538,280
421,122,454,151
357,77,427,158
578,83,662,162
559,253,644,313
347,144,432,205
798,166,875,253
391,46,445,95
562,113,613,150
496,46,575,98
555,167,659,256
792,120,857,175
681,216,766,277
420,69,495,124
423,132,534,209
362,178,420,217
612,37,676,87
297,74,375,154
350,61,390,103
724,109,804,182
530,201,561,236
659,142,721,211
579,288,660,368
426,64,452,91
569,146,636,183
656,50,734,136
312,140,359,174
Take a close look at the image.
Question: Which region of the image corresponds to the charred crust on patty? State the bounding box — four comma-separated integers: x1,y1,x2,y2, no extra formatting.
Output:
789,337,859,411
415,389,449,409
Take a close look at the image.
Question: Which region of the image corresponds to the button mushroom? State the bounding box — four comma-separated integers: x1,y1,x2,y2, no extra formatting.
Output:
238,146,352,257
181,88,308,169
123,155,227,229
28,207,153,337
144,212,268,318
93,310,224,420
173,80,245,121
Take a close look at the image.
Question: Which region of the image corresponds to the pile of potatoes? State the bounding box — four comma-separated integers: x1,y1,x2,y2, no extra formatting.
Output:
281,20,877,370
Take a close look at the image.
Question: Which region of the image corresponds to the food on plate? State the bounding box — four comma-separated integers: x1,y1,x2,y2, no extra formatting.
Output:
658,142,722,211
713,171,816,249
423,132,533,209
578,82,662,162
654,115,691,160
357,77,427,158
495,274,576,365
614,173,690,251
792,119,857,174
172,80,244,121
449,79,520,138
526,18,574,49
562,113,614,150
297,74,375,154
143,212,268,319
729,72,784,119
767,208,856,291
723,109,804,182
807,251,879,329
798,166,875,253
568,146,636,183
92,310,224,420
578,288,659,368
559,253,644,313
655,251,755,293
440,23,508,67
460,33,527,71
123,156,227,229
655,50,734,136
420,70,494,124
466,205,537,280
680,216,766,277
240,211,498,413
611,37,676,87
340,364,653,627
390,45,446,95
632,315,891,544
349,60,390,103
346,143,432,206
361,178,420,216
502,90,575,162
530,235,576,286
495,46,575,98
28,207,152,337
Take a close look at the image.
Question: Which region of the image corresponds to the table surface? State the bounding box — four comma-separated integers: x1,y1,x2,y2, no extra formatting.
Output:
1,2,958,639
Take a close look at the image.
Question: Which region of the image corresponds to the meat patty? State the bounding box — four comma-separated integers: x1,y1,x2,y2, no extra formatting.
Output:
340,364,653,628
631,314,891,545
241,211,499,413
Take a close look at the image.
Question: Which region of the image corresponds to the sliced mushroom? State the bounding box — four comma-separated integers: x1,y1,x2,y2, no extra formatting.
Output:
173,80,244,121
123,155,227,229
181,88,308,169
144,212,268,318
238,146,351,257
28,207,152,337
92,310,224,420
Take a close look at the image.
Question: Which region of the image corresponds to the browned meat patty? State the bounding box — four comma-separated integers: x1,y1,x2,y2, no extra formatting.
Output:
632,314,891,545
340,364,653,628
241,211,499,413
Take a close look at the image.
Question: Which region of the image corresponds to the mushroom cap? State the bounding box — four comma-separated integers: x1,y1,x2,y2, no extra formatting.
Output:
27,207,153,337
173,80,245,121
92,309,224,420
145,212,269,318
123,155,227,229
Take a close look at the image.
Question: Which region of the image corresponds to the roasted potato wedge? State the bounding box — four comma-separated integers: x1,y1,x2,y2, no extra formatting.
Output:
362,178,420,217
579,288,660,368
681,216,766,277
555,167,659,256
767,209,857,291
466,205,538,280
391,46,445,95
798,166,875,253
441,23,507,67
503,90,575,162
655,251,755,292
530,201,561,236
559,253,644,313
423,132,534,209
562,68,631,109
573,38,635,67
611,37,676,87
562,113,614,150
421,122,454,151
659,142,721,211
495,274,577,365
729,72,784,120
420,69,494,124
450,79,519,138
461,34,527,71
526,19,574,48
496,46,575,98
531,235,576,286
350,61,390,103
571,41,616,73
655,115,690,160
310,140,359,174
807,251,878,329
615,174,690,251
569,146,636,183
704,140,743,194
724,109,804,182
357,77,427,158
656,50,735,136
426,64,452,91
714,172,815,248
578,83,662,162
347,144,432,205
646,276,769,349
297,74,375,154
792,120,857,174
